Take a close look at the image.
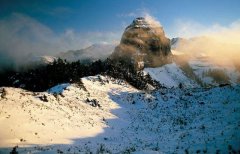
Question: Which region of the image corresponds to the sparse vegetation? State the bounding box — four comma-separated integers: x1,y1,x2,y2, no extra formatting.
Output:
85,98,101,107
0,88,7,99
10,146,18,154
96,144,111,154
204,69,230,84
121,146,136,154
174,55,205,86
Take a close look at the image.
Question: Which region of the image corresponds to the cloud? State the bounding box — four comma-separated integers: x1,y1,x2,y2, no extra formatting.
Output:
206,20,240,45
143,12,162,28
118,10,163,29
0,13,120,71
171,19,240,41
0,13,57,69
172,19,240,66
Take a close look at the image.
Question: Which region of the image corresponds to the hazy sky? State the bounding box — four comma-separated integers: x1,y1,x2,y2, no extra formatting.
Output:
0,0,240,70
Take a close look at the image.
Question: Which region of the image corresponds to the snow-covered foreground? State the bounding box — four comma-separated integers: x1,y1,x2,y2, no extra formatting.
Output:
0,75,240,153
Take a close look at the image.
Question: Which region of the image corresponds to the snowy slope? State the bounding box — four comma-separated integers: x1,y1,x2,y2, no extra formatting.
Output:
171,37,240,86
0,75,240,153
144,63,198,88
27,56,56,64
189,57,240,85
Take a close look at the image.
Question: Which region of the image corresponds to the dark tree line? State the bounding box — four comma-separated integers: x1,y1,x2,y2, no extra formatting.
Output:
0,58,161,92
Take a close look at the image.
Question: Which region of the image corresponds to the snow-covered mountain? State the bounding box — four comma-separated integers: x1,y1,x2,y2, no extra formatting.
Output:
27,55,57,64
144,60,240,87
57,43,115,62
188,57,240,86
0,75,239,153
170,37,240,86
144,63,199,88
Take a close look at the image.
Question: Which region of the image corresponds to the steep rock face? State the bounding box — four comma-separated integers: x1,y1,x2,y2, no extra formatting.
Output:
111,17,171,69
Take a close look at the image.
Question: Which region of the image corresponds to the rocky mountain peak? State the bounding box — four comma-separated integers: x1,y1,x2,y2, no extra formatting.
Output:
126,17,150,30
111,17,172,69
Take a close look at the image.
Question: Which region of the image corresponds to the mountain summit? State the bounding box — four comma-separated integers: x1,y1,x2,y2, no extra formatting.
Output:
111,17,171,69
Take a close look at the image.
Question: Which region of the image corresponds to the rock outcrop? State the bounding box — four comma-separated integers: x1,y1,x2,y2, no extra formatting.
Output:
111,17,172,69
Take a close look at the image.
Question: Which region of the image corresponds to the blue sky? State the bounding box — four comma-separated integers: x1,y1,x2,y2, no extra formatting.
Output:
1,0,240,35
0,0,240,56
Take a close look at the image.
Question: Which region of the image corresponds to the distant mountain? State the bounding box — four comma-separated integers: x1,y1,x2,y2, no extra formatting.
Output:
27,55,56,64
57,43,115,63
20,55,57,70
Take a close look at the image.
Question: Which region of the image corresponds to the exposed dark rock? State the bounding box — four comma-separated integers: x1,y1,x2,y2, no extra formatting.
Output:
85,98,101,107
1,88,7,99
10,146,18,154
39,94,48,102
111,17,172,69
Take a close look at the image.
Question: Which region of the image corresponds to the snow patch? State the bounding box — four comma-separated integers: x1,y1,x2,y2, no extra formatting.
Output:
47,83,70,94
